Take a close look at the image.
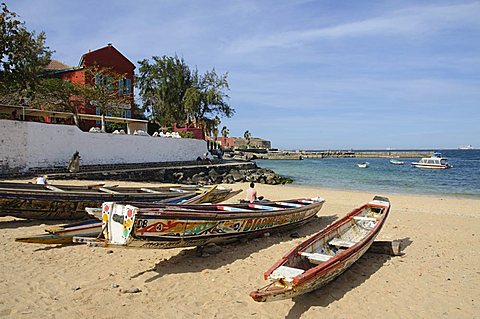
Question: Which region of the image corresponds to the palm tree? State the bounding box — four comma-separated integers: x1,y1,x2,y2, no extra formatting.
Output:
221,126,229,138
212,116,220,143
244,130,251,147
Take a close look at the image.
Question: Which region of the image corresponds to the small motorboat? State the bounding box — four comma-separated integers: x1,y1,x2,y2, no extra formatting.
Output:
357,162,369,168
411,152,451,169
389,159,405,165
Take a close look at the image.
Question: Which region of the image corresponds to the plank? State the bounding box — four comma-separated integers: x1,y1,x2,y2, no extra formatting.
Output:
45,185,66,192
98,187,120,194
269,266,305,282
329,238,356,248
368,240,403,256
216,205,255,212
299,252,333,264
275,201,302,208
140,188,161,194
353,216,377,222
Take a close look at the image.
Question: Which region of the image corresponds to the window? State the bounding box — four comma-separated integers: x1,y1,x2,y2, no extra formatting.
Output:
118,78,132,95
125,109,131,118
95,107,101,125
95,74,113,92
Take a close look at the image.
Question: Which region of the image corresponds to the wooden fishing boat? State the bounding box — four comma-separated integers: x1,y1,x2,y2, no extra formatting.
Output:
0,182,238,220
73,197,325,249
250,196,390,302
15,186,240,244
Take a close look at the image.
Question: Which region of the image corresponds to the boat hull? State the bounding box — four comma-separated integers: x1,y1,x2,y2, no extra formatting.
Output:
78,198,325,249
250,232,377,302
14,187,238,244
411,163,449,169
0,183,238,220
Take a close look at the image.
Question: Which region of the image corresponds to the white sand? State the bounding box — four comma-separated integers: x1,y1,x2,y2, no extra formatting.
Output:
0,180,479,318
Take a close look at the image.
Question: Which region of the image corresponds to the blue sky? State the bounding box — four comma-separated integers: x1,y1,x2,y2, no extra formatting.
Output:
6,0,480,150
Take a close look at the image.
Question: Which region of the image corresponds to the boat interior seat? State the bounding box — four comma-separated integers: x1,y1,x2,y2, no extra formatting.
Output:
299,251,333,264
269,265,305,282
353,216,377,222
329,238,357,248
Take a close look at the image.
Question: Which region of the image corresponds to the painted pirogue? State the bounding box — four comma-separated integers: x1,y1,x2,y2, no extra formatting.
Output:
15,186,241,244
0,182,240,220
73,197,326,249
250,196,390,302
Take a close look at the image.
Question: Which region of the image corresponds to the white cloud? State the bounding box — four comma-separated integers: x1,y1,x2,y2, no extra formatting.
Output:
226,2,480,54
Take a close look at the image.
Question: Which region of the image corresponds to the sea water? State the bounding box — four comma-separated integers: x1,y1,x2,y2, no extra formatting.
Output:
255,150,480,198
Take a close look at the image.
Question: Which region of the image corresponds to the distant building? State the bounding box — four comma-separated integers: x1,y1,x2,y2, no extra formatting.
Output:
216,136,271,149
47,44,135,131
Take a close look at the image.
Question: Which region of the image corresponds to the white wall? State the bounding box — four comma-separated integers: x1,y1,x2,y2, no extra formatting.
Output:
0,120,208,172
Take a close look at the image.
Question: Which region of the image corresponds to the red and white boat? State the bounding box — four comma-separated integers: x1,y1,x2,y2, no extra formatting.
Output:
250,196,390,302
411,153,451,169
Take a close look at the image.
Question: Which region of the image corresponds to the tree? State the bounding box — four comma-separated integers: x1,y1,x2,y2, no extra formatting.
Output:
30,78,83,126
244,130,252,147
188,68,234,126
136,55,235,129
136,55,192,127
221,125,229,138
0,3,52,100
82,65,132,118
211,116,220,142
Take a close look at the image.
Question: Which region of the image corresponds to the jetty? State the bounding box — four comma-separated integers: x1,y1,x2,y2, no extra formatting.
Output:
227,150,432,160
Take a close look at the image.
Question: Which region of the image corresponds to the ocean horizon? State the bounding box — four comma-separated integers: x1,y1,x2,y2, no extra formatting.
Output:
255,149,480,199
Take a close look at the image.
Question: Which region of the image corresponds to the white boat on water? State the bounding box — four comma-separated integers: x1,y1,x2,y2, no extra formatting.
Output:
411,153,451,169
459,145,474,150
357,162,369,168
389,159,405,165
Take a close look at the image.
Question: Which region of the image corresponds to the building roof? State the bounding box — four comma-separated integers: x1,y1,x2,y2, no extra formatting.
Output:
45,59,71,71
79,43,135,69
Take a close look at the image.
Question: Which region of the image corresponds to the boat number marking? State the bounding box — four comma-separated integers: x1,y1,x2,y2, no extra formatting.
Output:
136,219,148,228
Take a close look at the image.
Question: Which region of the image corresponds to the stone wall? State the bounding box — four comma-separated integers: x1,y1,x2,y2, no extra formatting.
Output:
0,120,208,174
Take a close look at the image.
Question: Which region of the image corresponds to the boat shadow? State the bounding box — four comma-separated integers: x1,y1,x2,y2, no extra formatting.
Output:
132,215,339,283
285,237,412,319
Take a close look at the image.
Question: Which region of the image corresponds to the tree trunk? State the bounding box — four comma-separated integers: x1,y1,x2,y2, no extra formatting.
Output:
73,113,80,127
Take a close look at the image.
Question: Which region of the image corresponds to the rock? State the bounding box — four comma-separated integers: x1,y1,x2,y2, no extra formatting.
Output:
106,250,114,254
290,232,300,238
111,283,119,288
230,170,244,182
120,287,142,294
71,286,81,291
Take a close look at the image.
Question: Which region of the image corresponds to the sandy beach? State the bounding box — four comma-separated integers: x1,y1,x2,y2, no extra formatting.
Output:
0,180,479,319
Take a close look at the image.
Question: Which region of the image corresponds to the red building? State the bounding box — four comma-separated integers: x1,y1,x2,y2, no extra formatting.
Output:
47,44,135,131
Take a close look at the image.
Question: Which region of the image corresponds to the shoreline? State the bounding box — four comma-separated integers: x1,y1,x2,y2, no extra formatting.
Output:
284,181,480,201
0,180,479,318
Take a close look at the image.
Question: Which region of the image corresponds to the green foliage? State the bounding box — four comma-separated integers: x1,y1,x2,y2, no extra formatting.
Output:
30,78,83,126
31,78,82,112
82,65,131,117
178,131,194,138
0,3,52,99
106,122,127,133
137,55,192,126
221,125,229,138
136,55,235,129
244,130,252,146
